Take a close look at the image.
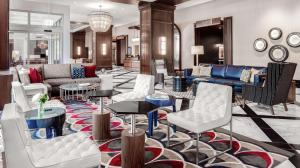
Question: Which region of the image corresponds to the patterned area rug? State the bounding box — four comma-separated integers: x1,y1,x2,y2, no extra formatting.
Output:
49,100,293,168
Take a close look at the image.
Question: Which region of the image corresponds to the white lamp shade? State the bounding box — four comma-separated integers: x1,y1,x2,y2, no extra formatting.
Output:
191,46,204,55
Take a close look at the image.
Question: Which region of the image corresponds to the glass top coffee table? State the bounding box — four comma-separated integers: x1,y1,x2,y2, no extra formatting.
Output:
25,107,66,138
59,83,99,100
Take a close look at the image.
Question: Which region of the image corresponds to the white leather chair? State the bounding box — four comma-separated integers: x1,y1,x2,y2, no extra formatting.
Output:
1,103,101,168
12,81,65,112
167,82,233,165
112,74,155,102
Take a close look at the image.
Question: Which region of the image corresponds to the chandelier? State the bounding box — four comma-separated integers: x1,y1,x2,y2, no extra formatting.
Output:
88,6,112,32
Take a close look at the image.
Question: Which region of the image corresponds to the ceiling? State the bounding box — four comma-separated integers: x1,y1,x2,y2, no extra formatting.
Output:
23,0,215,27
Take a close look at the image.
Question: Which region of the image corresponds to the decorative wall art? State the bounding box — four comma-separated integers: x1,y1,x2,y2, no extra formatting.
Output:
269,27,282,40
269,45,289,62
287,32,300,48
253,38,268,52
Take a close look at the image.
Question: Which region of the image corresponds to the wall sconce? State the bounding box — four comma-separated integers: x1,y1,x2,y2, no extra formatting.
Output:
102,43,107,55
77,46,81,56
159,36,167,55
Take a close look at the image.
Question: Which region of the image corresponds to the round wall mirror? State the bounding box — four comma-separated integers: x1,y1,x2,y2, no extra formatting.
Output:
269,28,282,40
269,45,289,62
253,38,268,52
287,32,300,48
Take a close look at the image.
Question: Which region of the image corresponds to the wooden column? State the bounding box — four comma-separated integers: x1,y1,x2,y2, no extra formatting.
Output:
95,26,113,70
0,0,9,70
223,17,233,65
139,2,175,75
0,0,12,110
72,31,87,59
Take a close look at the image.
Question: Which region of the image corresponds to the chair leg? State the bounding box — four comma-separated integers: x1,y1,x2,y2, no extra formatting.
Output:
198,120,233,165
270,106,275,115
195,133,199,165
283,103,288,111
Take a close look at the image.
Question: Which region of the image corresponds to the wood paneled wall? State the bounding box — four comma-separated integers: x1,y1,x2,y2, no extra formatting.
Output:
72,32,87,59
223,17,233,65
96,26,113,69
139,2,175,74
0,0,9,70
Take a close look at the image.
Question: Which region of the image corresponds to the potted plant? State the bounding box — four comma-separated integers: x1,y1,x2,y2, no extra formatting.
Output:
32,93,49,118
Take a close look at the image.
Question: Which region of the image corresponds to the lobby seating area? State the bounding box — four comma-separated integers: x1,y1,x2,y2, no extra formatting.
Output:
0,0,300,168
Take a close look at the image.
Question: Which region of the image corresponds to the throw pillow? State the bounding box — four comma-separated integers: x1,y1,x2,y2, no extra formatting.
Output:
18,68,31,85
84,65,97,78
199,66,212,77
191,66,201,76
240,69,251,82
250,68,260,83
71,66,85,79
29,68,43,83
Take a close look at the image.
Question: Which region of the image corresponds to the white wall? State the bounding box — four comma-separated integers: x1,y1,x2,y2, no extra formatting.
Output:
10,0,71,63
175,0,300,79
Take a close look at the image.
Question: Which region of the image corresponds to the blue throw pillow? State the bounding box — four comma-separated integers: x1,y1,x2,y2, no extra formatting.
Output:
72,66,85,79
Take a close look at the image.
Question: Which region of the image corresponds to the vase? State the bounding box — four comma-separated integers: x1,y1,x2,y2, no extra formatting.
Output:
38,103,45,118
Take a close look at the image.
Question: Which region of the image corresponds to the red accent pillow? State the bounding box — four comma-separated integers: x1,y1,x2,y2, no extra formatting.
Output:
29,68,43,83
84,65,97,78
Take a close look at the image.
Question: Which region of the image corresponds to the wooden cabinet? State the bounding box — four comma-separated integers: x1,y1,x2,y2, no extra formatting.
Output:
0,72,12,110
124,58,140,71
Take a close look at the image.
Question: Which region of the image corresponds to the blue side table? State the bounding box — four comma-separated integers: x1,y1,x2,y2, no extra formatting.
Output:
25,107,66,139
145,94,176,136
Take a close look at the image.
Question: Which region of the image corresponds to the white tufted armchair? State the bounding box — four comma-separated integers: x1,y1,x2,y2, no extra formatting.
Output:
12,81,65,112
1,103,101,168
112,74,155,102
167,82,233,165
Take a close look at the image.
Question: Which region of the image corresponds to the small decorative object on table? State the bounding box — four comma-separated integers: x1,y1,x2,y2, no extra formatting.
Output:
32,93,49,118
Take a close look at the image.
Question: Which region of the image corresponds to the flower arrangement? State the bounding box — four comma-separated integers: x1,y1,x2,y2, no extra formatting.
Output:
32,93,49,118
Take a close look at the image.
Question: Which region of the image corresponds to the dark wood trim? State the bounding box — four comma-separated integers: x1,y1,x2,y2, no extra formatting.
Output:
223,17,233,65
0,72,12,110
0,0,9,70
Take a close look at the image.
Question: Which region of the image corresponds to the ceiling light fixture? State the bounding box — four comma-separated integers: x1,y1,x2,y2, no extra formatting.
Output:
88,1,113,32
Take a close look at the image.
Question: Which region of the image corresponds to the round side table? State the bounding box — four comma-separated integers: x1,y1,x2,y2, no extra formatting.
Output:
145,94,176,136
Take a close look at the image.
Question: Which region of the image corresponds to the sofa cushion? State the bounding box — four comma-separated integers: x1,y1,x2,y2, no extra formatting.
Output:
29,68,43,83
211,65,226,78
74,77,101,84
225,65,245,80
71,66,85,79
44,64,71,79
44,78,75,86
84,65,97,78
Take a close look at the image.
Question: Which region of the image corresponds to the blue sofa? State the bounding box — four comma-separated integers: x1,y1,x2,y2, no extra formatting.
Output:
184,64,267,93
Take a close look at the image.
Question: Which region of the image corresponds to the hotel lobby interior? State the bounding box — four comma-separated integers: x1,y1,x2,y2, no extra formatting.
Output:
0,0,300,167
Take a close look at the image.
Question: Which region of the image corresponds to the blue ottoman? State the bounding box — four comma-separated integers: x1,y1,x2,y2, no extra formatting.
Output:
145,94,176,136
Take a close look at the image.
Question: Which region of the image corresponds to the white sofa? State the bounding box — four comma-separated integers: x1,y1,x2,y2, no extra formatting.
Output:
1,103,101,168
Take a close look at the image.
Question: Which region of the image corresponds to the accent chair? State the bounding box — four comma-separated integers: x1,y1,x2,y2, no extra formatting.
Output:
1,103,101,168
112,74,155,102
11,81,65,112
167,82,233,165
242,62,297,114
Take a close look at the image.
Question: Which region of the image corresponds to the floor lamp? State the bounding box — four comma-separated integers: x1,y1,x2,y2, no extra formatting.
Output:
191,46,204,66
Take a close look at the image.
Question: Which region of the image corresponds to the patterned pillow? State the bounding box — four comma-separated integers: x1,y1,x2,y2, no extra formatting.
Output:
240,69,251,82
199,66,212,77
250,68,260,83
71,66,85,79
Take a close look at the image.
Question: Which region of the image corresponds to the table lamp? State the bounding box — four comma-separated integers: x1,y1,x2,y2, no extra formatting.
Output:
191,45,204,66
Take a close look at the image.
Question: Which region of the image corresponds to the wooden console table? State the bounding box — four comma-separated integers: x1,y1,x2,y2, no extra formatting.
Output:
124,58,140,71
